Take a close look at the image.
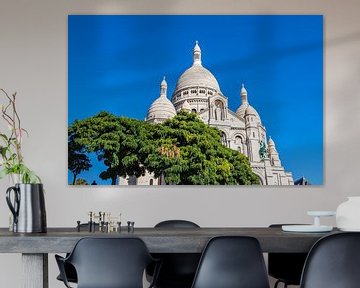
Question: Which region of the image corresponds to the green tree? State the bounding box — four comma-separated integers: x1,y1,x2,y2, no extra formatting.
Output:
68,133,92,185
145,112,259,185
69,112,151,184
68,111,259,185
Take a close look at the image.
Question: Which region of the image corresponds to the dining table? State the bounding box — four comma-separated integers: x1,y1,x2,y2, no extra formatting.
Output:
0,226,340,288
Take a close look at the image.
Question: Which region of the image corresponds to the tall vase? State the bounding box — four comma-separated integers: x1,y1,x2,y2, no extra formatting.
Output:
6,183,47,233
336,197,360,231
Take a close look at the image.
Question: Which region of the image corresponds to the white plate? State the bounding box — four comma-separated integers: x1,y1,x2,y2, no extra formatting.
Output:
282,225,333,232
307,211,336,217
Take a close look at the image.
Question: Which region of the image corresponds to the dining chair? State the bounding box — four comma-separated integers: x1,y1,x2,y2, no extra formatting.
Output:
191,236,270,288
55,237,161,288
268,224,308,288
56,223,99,284
147,220,201,288
300,232,360,288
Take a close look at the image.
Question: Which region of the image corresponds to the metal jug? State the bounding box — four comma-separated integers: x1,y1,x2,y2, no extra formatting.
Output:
6,183,47,233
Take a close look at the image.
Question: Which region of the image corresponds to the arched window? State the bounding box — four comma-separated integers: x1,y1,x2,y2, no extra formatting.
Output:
192,108,197,113
235,136,243,153
149,179,154,185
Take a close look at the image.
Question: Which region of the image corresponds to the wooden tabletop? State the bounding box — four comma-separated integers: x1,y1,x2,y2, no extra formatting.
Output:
0,227,340,254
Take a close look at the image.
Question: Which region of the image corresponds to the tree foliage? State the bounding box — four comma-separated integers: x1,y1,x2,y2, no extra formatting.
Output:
68,111,259,185
68,133,92,185
144,112,259,185
68,112,151,184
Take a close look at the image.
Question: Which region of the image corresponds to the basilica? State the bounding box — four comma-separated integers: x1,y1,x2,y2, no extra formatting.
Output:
119,42,294,185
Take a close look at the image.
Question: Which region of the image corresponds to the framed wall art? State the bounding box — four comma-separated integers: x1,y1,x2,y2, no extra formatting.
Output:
68,15,323,186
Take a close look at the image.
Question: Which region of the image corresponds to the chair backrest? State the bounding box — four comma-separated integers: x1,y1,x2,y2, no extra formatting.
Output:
191,236,270,288
155,219,200,228
300,232,360,288
67,237,154,288
151,220,201,287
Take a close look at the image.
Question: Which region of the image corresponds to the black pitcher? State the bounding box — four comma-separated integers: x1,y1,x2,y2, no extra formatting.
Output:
6,183,47,233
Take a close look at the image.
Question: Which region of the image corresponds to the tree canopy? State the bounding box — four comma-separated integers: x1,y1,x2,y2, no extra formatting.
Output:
68,111,259,185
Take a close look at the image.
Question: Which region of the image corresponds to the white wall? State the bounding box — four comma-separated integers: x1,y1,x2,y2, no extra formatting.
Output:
0,0,360,287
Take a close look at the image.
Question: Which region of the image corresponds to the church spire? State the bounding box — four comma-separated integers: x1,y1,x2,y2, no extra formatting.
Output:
241,83,248,104
160,76,167,97
193,40,202,66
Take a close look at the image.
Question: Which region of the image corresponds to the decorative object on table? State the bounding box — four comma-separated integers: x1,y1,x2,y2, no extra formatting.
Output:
6,183,46,233
77,211,122,232
282,211,336,232
336,196,360,231
0,89,46,233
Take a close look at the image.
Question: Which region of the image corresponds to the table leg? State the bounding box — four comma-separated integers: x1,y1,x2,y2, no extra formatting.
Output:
22,253,48,288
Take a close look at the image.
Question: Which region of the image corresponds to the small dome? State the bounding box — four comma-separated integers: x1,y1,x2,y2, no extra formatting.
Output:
245,105,258,116
268,137,277,152
244,105,261,123
268,137,275,147
147,78,176,122
147,97,176,122
236,103,248,119
237,103,261,121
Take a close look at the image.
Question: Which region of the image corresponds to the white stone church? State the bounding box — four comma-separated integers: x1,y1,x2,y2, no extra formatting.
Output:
119,42,294,185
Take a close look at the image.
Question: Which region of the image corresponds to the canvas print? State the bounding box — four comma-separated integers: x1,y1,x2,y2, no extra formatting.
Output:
68,15,323,186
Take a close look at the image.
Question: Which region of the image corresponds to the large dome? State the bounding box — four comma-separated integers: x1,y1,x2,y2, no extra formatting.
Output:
173,41,221,94
174,65,220,92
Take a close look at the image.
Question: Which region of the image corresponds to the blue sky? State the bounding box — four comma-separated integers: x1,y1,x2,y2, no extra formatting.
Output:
68,15,323,185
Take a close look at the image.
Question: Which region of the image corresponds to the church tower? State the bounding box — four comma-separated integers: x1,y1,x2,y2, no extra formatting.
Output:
245,105,261,162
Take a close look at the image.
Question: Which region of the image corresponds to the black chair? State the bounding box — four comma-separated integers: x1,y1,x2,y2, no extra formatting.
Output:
268,224,308,288
55,237,160,288
147,220,201,288
191,236,270,288
300,232,360,288
56,223,99,284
